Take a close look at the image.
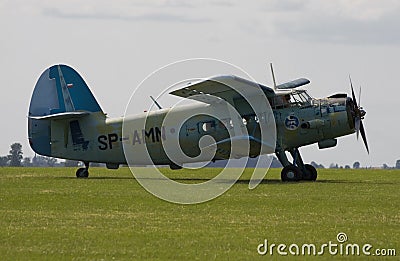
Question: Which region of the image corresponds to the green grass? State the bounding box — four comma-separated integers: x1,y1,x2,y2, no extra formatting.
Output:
0,167,399,260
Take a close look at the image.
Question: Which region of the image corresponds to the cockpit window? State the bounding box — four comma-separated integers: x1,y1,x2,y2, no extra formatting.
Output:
290,91,312,105
271,90,313,108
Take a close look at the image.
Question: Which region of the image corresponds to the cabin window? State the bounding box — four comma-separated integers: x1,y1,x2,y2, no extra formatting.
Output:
220,118,234,129
242,115,259,126
200,121,216,132
271,95,291,108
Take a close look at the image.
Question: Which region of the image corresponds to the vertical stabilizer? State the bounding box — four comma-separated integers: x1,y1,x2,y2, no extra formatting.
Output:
28,64,104,156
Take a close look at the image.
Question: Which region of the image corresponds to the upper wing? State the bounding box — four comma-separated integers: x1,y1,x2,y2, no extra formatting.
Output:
276,78,310,90
169,75,275,105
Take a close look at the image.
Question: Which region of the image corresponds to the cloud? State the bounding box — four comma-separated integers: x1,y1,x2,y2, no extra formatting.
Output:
262,0,305,12
274,10,400,45
8,0,400,45
251,0,400,45
1,0,208,23
208,1,235,7
43,7,210,23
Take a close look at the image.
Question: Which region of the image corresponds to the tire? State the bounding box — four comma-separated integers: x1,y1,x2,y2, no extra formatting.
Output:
303,164,317,181
76,168,89,178
281,165,301,182
169,163,182,170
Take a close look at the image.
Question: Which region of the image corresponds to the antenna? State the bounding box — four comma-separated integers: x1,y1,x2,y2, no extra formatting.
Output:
270,63,277,90
150,96,162,110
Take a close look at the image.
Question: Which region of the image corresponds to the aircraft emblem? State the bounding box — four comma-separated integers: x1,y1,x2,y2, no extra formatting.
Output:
285,115,300,130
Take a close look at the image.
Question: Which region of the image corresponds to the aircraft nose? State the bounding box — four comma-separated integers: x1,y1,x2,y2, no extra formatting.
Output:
348,79,369,153
360,108,366,118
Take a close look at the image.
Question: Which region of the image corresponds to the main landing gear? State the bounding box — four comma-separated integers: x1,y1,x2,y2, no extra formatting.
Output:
276,148,317,182
76,161,90,178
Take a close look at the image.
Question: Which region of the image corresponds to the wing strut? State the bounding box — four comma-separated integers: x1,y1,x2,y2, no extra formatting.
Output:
150,96,162,110
270,63,277,91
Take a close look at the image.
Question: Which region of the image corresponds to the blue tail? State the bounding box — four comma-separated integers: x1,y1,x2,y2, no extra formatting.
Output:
28,64,104,156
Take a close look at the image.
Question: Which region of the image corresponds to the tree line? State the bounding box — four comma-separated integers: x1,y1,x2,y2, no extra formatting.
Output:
325,160,400,169
0,142,79,167
2,142,400,169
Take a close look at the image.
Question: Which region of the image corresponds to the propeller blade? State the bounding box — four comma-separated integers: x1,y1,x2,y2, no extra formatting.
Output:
349,76,368,153
355,117,360,139
349,76,358,108
358,86,362,107
359,121,369,154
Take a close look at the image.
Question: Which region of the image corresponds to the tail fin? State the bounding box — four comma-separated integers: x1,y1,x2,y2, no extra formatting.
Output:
29,64,103,116
28,64,104,156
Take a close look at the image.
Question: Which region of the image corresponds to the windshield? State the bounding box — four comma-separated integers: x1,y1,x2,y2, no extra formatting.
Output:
271,90,313,108
289,90,312,106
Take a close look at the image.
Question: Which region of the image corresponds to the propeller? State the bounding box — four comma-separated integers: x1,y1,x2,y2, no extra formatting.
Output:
349,76,369,154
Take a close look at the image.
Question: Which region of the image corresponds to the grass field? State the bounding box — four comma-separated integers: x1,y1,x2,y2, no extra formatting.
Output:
0,167,399,260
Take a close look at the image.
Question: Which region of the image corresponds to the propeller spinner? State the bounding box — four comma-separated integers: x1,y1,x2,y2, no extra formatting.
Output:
349,76,369,154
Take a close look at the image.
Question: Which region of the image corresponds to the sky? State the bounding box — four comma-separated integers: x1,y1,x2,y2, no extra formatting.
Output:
1,0,399,168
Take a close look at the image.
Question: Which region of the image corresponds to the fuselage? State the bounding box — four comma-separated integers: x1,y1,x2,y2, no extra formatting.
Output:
40,92,355,168
28,64,359,169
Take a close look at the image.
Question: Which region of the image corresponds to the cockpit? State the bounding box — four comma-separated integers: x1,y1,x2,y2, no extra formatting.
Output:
270,90,313,109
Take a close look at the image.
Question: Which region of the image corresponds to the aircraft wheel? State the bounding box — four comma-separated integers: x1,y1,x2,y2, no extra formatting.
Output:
303,164,317,181
169,163,182,170
281,165,301,182
76,168,89,178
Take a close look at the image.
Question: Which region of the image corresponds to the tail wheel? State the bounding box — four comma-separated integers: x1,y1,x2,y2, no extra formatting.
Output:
303,164,317,181
281,165,301,182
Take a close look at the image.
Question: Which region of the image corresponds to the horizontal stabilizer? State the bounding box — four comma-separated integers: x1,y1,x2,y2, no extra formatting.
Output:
276,78,310,90
29,111,90,120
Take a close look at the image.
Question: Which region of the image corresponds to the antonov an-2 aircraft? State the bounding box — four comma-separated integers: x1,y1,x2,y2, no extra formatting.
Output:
28,64,368,181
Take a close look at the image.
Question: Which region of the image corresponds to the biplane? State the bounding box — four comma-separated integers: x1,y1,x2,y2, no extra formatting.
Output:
28,64,368,181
